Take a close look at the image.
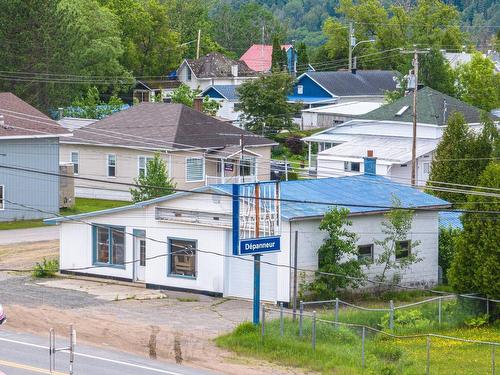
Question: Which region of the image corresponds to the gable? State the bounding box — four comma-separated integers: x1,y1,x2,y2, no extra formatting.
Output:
203,87,226,99
293,74,334,98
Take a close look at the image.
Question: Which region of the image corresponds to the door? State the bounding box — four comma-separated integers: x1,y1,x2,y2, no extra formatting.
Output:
134,236,146,282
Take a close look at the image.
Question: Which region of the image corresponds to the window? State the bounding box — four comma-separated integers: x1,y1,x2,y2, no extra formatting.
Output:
70,152,79,175
297,85,304,95
107,154,116,177
186,157,204,182
319,143,334,152
358,244,374,263
239,156,256,177
139,239,146,267
186,68,192,81
423,162,430,174
0,185,4,210
138,156,154,177
93,225,125,266
234,102,242,111
169,238,196,277
344,161,361,172
396,240,411,260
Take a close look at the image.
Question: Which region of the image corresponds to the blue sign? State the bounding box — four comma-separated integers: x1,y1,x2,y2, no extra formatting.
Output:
240,236,281,255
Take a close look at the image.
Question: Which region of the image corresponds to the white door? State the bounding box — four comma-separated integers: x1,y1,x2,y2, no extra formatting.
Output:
134,237,146,282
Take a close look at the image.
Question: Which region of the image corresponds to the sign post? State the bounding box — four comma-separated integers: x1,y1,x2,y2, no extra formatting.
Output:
253,254,261,325
232,182,281,325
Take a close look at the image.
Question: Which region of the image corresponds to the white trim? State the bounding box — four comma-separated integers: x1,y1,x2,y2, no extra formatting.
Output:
0,185,4,210
107,153,117,178
296,72,337,98
70,151,79,175
185,157,205,183
0,134,69,140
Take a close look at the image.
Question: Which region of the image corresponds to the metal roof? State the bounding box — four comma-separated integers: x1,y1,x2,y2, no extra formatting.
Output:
302,101,382,115
46,175,449,224
202,85,240,101
319,135,438,164
240,44,293,72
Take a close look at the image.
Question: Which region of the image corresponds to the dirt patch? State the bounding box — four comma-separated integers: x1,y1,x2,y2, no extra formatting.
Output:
4,304,311,375
0,240,58,270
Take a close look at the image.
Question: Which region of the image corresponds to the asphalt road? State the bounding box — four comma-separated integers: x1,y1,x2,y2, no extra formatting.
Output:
0,227,59,245
0,329,218,375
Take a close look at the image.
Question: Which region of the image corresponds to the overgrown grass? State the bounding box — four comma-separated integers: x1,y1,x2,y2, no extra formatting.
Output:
217,300,499,374
0,198,129,230
60,197,129,215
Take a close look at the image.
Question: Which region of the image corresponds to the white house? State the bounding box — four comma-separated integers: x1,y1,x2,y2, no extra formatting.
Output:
201,85,243,125
176,52,258,91
303,87,492,185
47,157,449,303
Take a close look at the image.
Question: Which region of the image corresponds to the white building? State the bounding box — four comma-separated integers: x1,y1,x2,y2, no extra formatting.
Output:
303,87,491,185
300,101,382,130
201,85,243,125
48,158,449,303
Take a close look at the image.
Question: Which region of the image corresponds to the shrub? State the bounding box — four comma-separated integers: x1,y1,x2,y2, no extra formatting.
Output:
32,258,59,278
380,309,430,330
464,314,489,328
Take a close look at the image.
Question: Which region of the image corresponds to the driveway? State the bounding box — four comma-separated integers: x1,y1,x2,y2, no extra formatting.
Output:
0,226,59,245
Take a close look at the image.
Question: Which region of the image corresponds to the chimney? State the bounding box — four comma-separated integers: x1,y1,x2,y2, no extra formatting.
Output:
231,64,239,77
193,95,203,112
58,107,64,120
363,150,377,176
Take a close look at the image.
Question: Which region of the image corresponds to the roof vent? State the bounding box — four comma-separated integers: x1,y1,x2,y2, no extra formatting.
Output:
395,105,409,116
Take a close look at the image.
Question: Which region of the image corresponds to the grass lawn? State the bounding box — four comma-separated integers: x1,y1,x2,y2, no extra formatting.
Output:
0,198,129,230
216,299,499,374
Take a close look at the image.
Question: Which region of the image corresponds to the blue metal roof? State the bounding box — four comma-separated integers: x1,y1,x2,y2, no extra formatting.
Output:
202,85,240,101
46,176,450,224
213,175,450,220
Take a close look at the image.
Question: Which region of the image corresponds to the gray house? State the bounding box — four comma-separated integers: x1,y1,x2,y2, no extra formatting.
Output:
0,93,70,221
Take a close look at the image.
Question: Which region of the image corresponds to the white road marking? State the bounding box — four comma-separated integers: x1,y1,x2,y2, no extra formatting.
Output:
0,336,187,375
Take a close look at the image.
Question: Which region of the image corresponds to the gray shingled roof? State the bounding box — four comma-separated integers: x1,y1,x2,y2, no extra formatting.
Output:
0,92,70,138
359,86,489,125
305,70,399,97
63,103,275,150
186,52,257,78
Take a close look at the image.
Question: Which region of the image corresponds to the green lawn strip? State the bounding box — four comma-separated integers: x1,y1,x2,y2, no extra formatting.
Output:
217,302,499,375
60,197,129,215
0,198,129,230
0,219,45,230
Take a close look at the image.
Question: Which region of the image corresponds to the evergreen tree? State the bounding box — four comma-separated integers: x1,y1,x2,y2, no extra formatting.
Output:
130,153,176,203
308,207,365,299
427,113,494,204
448,162,500,298
296,42,309,75
271,35,285,72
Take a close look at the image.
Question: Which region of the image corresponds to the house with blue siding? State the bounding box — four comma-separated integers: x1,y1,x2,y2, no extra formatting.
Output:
291,70,400,107
0,93,70,221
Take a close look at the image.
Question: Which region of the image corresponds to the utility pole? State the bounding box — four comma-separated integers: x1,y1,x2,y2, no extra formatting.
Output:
400,46,429,186
196,29,201,59
348,22,354,71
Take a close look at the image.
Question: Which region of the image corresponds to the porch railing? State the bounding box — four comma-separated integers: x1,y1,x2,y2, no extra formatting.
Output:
205,175,258,185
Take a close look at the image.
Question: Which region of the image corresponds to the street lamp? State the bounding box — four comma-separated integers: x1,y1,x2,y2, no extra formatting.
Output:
348,23,376,71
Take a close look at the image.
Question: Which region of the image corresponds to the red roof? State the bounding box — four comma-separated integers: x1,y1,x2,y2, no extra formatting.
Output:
240,44,292,72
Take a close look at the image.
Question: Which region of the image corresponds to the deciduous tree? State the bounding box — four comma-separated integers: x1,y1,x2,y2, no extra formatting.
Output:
130,153,176,203
237,72,301,136
308,207,365,299
170,84,219,116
